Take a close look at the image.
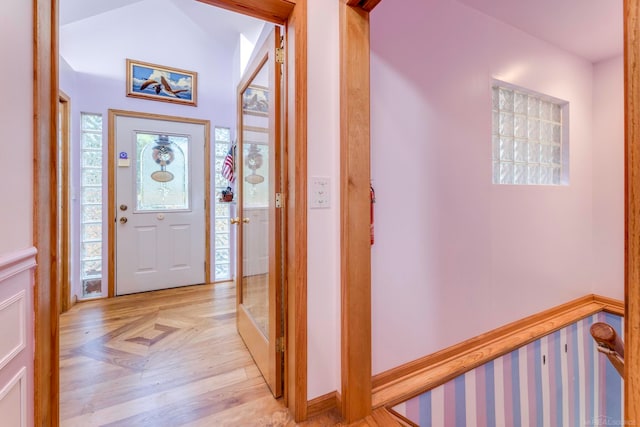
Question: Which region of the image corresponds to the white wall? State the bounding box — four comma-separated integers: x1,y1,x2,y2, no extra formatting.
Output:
59,1,238,298
592,55,624,299
306,0,341,400
0,0,34,425
370,0,622,374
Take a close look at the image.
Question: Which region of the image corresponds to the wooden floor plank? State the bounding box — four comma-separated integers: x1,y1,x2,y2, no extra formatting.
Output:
60,282,401,426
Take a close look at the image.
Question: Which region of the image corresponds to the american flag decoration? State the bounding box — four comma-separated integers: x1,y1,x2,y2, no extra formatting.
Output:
221,143,235,183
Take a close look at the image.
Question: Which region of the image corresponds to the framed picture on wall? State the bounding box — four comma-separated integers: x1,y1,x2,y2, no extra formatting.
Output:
126,59,198,107
242,85,269,116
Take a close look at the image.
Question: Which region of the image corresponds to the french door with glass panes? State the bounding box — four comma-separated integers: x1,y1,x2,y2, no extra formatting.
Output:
234,27,284,397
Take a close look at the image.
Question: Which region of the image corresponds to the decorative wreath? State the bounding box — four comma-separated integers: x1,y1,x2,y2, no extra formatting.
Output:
152,144,174,166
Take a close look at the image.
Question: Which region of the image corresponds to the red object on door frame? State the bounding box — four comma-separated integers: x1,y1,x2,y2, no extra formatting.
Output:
370,185,375,245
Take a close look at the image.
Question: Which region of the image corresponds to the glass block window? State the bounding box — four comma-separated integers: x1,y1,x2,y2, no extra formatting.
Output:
214,127,232,281
492,83,567,185
80,113,103,297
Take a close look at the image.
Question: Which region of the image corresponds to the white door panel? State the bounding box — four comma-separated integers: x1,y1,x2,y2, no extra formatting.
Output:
115,116,206,295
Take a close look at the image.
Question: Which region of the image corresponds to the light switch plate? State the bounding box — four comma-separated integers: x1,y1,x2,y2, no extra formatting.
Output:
310,176,330,209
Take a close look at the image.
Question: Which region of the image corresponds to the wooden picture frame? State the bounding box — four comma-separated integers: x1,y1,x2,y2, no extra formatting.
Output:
242,85,269,116
126,59,198,107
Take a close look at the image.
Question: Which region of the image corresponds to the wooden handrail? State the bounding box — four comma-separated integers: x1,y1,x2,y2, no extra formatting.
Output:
372,295,623,409
590,322,624,377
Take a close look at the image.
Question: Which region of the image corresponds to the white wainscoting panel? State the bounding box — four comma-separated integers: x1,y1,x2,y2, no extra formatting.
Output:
0,291,26,371
0,367,26,427
0,247,35,427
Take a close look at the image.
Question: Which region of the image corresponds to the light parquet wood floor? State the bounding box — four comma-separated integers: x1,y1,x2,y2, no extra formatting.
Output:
59,282,400,427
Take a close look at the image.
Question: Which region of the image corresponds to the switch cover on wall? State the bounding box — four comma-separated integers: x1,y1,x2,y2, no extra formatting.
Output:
310,176,330,209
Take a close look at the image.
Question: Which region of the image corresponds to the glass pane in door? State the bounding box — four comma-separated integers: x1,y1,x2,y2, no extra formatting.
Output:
241,61,270,338
135,133,190,211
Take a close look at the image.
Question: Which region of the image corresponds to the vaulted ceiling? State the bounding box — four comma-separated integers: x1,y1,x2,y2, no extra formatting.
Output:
60,0,265,46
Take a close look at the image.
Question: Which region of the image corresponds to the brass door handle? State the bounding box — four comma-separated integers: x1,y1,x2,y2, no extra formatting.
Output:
242,217,250,223
230,217,240,224
119,217,128,224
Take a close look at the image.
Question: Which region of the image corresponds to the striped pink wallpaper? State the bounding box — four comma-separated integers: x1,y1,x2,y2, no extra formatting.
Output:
392,312,624,426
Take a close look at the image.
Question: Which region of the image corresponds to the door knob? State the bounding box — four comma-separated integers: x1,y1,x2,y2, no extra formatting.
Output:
230,217,240,224
119,204,128,211
242,217,250,223
119,217,128,224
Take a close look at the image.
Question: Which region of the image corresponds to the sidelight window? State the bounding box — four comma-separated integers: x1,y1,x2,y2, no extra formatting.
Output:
214,126,232,280
80,113,103,297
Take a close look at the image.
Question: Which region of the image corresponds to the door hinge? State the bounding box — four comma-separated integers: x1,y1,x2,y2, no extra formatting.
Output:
276,336,285,352
275,48,285,64
275,192,284,208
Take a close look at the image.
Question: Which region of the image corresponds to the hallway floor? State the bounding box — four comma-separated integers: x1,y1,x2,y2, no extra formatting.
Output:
59,282,399,426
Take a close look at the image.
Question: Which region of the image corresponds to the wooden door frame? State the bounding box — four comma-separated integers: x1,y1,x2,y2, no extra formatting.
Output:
338,0,382,422
34,0,309,424
106,110,212,297
625,0,640,422
340,1,372,423
58,91,71,314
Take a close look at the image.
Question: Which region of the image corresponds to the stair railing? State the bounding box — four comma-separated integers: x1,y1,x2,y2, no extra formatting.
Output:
590,322,624,377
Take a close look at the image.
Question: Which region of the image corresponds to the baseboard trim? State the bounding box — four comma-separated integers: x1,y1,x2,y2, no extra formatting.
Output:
387,407,419,427
307,390,341,419
372,294,623,409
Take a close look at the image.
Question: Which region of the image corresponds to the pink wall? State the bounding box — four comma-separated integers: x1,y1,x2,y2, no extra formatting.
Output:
592,55,624,299
306,0,341,399
370,0,622,374
0,0,33,254
0,0,35,424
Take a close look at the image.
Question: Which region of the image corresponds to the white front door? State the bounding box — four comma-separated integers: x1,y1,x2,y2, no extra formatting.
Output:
114,114,206,295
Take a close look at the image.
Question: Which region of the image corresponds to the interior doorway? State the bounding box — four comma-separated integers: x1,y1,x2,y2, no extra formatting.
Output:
59,0,270,301
53,0,298,422
36,0,309,424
